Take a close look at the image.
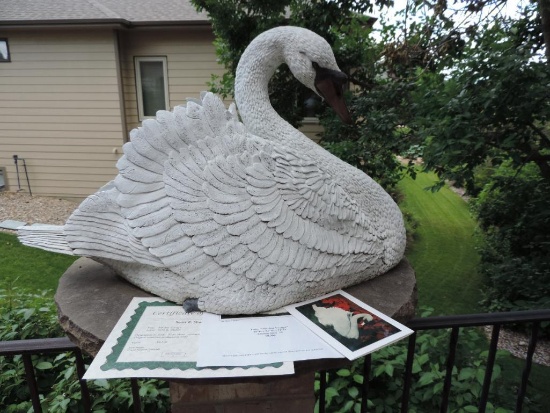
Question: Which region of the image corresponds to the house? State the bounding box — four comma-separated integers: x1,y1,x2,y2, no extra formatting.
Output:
0,0,322,199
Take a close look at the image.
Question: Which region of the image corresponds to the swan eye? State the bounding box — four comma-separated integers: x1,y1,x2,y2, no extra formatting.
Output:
312,62,319,69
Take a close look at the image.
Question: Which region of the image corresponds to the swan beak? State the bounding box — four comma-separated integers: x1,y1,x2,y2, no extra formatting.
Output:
314,66,352,124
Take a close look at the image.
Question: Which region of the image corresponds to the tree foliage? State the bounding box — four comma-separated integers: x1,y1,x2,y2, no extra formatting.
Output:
473,162,550,314
404,1,550,315
414,5,550,191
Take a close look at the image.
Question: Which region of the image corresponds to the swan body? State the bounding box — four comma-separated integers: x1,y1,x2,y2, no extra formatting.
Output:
18,27,406,314
312,305,373,339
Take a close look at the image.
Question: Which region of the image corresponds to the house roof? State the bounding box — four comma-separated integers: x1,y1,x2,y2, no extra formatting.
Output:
0,0,209,26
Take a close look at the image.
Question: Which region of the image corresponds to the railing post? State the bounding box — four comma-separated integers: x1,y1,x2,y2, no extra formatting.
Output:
22,354,42,413
440,327,460,413
400,332,417,413
74,349,91,412
361,354,371,413
319,370,327,413
131,378,142,413
478,324,501,413
515,322,540,413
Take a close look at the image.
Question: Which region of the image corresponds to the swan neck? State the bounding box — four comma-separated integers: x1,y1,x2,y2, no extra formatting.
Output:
235,32,290,138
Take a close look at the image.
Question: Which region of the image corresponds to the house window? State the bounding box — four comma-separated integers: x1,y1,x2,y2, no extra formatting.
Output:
0,166,5,191
0,39,10,62
135,57,169,120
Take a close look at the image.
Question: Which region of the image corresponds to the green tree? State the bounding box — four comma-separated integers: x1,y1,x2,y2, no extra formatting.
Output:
473,162,550,314
414,4,550,191
404,1,550,314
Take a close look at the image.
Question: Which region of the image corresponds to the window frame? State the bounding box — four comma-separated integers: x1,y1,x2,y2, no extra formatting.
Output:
0,38,11,62
134,56,169,121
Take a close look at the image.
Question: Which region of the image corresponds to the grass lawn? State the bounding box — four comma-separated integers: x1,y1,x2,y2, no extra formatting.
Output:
397,171,483,315
0,231,77,293
398,171,550,410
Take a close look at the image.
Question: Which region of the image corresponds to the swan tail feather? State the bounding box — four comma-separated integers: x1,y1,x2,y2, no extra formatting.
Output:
17,225,74,255
64,189,163,267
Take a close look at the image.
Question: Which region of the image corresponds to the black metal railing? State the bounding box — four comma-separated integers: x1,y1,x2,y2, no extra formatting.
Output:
1,309,549,413
319,309,550,413
0,337,142,413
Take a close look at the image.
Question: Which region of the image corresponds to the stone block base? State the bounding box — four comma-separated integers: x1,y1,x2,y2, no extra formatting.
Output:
170,371,315,412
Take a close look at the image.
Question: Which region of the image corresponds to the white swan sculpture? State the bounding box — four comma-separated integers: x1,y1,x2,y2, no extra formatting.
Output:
312,305,373,340
19,26,406,314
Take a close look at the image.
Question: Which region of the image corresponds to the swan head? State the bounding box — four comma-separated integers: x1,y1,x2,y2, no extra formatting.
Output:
282,27,352,123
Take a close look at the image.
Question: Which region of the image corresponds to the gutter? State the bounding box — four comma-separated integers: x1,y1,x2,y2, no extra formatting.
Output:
0,19,211,29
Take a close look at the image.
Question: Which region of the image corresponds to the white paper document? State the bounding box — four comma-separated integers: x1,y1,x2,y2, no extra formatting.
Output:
196,312,342,367
84,298,294,379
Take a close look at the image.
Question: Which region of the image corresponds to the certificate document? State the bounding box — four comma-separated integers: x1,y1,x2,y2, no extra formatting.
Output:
84,298,294,379
196,312,342,367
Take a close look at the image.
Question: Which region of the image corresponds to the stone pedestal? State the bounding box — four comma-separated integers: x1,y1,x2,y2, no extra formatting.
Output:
55,257,416,412
170,370,315,413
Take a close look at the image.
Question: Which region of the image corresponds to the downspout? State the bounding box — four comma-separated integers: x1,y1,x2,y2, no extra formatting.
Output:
113,28,129,143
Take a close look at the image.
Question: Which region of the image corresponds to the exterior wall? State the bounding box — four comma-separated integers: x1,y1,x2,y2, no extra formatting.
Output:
300,118,324,143
118,27,323,141
0,27,125,199
118,26,227,134
0,25,325,200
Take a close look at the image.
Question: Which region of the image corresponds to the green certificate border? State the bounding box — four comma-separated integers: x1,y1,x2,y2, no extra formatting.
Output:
101,300,283,372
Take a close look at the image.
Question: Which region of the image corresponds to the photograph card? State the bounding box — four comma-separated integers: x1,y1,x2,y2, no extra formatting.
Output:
286,290,414,360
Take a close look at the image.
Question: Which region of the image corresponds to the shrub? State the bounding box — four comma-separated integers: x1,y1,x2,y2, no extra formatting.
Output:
0,286,170,413
315,312,543,413
472,162,550,324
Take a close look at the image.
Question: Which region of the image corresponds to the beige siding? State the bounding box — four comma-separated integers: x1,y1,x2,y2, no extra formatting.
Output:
119,28,325,144
119,27,325,143
119,27,227,134
299,118,324,143
0,25,326,200
0,28,124,199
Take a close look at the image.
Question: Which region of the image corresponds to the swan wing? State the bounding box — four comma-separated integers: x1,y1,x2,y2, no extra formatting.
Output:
165,145,383,288
65,93,241,271
111,93,244,279
68,92,385,310
152,95,381,286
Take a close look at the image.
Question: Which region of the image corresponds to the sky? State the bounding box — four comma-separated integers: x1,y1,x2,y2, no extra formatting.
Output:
370,0,527,34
